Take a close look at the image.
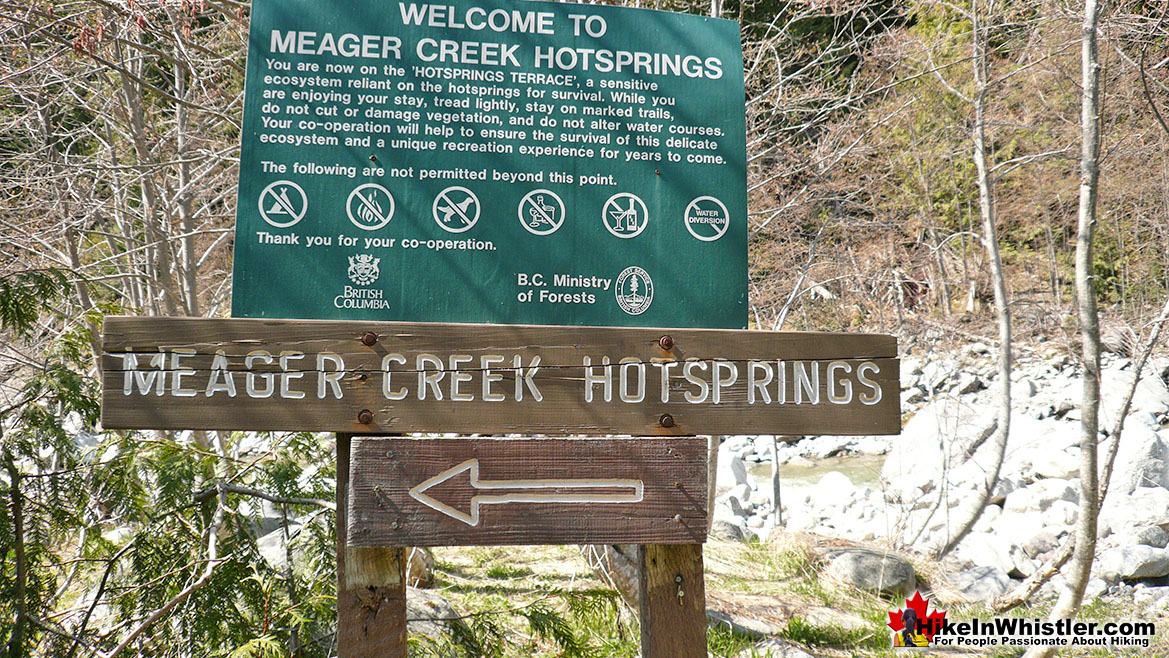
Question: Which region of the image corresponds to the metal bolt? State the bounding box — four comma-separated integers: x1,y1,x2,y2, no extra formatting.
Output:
659,413,675,428
674,575,683,584
357,409,373,424
658,334,674,350
385,451,394,459
654,169,661,175
390,521,400,530
673,514,682,522
369,154,378,162
361,332,378,346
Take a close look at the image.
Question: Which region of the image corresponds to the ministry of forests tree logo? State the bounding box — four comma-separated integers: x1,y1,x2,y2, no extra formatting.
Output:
889,591,947,648
615,266,653,316
347,254,380,286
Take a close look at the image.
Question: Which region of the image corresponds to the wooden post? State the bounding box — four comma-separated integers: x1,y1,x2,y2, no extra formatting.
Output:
639,544,707,658
337,434,407,657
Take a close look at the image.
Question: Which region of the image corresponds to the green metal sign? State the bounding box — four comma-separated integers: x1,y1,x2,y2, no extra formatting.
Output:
231,0,746,328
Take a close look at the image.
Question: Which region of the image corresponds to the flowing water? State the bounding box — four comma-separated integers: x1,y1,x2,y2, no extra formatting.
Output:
747,454,886,490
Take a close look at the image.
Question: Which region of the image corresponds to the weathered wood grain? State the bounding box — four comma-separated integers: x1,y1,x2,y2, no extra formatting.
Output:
101,317,901,436
640,544,707,657
347,437,708,546
337,435,406,658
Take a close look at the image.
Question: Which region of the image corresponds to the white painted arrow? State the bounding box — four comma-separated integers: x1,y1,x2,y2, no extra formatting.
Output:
408,459,644,526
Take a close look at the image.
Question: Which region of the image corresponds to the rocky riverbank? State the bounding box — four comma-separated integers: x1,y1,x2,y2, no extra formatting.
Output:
713,344,1169,608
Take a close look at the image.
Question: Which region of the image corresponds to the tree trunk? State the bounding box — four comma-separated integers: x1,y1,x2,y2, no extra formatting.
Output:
1023,2,1103,655
937,0,1012,558
5,450,27,658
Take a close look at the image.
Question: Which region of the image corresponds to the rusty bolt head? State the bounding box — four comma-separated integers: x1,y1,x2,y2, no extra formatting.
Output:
654,168,661,175
357,409,373,424
659,413,675,428
369,154,378,162
658,334,674,350
361,332,378,346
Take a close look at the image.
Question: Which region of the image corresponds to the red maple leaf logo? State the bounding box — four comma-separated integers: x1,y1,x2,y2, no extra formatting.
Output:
887,591,947,642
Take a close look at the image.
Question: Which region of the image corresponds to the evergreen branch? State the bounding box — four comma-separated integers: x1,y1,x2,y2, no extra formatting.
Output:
192,481,335,511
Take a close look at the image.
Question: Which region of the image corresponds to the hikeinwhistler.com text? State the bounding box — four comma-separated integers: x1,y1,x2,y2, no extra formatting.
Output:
928,618,1155,648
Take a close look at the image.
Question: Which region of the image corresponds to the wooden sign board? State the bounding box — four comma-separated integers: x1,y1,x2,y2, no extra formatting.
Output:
100,316,900,436
347,437,707,546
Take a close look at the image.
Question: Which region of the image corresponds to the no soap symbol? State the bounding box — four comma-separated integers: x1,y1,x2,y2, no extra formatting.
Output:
433,186,480,234
518,189,565,236
258,180,307,228
347,183,395,231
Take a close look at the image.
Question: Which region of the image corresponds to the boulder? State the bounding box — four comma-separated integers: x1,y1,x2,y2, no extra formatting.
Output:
956,372,986,395
950,566,1011,602
1016,377,1039,399
966,342,991,356
1115,526,1169,549
719,495,747,519
1033,449,1080,480
728,483,754,505
407,586,460,640
1097,545,1169,581
811,471,856,511
920,360,956,392
1023,530,1060,559
1083,578,1109,602
1133,584,1169,607
822,547,916,597
1100,486,1169,538
1046,500,1079,527
1008,545,1037,579
1100,359,1169,426
902,387,925,406
711,518,748,542
1002,479,1077,514
808,436,852,459
1101,421,1169,496
882,398,998,496
717,450,751,494
954,532,1015,575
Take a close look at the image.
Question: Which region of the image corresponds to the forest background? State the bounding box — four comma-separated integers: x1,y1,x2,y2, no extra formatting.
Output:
0,0,1167,656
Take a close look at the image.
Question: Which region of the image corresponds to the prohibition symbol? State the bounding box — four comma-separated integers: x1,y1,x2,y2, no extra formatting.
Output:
346,183,395,231
433,186,480,233
684,196,730,242
258,180,307,228
602,193,648,239
518,189,565,236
